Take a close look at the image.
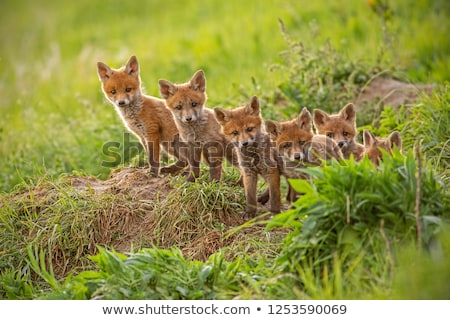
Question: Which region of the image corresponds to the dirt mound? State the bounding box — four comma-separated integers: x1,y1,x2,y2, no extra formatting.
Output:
61,167,278,268
356,76,435,107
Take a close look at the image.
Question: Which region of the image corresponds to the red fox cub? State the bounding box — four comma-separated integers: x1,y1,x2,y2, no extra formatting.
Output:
363,130,402,166
158,70,239,182
265,107,343,203
265,107,314,202
97,56,187,176
214,96,282,219
313,103,365,161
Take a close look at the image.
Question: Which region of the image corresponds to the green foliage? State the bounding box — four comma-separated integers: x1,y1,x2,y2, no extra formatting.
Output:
377,83,450,185
33,246,270,300
269,151,448,293
274,19,383,117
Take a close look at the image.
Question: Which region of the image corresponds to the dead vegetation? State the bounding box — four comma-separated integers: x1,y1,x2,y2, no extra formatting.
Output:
1,167,288,278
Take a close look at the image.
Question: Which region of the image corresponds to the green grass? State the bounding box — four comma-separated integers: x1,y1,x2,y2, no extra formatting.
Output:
1,0,449,300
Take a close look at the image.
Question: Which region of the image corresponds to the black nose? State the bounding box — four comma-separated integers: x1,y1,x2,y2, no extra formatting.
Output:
242,141,248,146
294,153,301,160
118,101,125,106
185,117,192,122
338,141,345,148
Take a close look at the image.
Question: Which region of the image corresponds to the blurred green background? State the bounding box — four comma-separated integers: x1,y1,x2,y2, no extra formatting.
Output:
0,0,448,191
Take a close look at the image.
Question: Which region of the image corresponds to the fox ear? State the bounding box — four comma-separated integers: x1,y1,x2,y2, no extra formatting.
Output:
265,120,281,139
297,107,312,131
159,80,178,99
340,103,356,122
125,56,139,77
313,109,329,129
214,107,230,125
363,130,376,148
245,96,260,115
97,62,113,83
388,131,402,151
190,70,206,92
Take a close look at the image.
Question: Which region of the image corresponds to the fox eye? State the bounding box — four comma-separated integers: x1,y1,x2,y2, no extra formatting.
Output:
327,132,334,138
175,105,183,110
343,131,349,137
282,142,292,149
191,102,198,107
246,127,253,132
111,89,116,94
299,140,305,145
125,88,132,93
231,130,239,136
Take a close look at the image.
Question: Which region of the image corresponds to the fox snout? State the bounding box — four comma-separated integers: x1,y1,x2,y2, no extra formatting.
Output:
238,138,255,148
337,140,350,149
182,114,197,123
292,152,305,161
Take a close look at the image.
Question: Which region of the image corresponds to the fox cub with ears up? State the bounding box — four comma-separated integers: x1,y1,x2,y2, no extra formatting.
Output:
159,70,239,182
215,96,282,219
265,107,343,203
363,130,402,166
313,103,365,161
97,55,187,176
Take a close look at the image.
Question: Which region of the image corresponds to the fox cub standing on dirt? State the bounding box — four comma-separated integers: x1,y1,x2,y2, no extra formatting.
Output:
313,103,365,161
265,107,314,203
97,56,187,176
265,107,343,203
214,96,282,219
158,70,239,182
363,130,402,166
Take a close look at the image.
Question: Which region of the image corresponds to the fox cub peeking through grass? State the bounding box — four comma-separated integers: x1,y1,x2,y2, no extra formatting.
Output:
313,103,365,161
264,107,343,203
97,55,187,176
363,130,402,166
159,70,239,182
214,96,282,219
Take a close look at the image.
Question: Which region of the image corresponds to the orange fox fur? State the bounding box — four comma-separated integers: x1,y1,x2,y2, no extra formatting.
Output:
97,55,187,176
265,107,343,203
313,103,365,161
363,130,402,166
158,70,239,182
265,107,313,202
303,134,344,165
214,96,282,218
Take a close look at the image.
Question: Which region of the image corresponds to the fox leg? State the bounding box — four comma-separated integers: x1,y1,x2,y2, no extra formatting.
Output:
286,182,299,203
204,141,223,181
225,142,243,186
258,188,270,204
146,140,160,176
160,134,188,175
242,170,258,219
186,143,201,182
267,168,281,214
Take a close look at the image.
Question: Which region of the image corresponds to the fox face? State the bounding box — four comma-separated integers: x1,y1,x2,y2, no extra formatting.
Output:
97,56,141,108
363,130,402,166
214,96,263,149
313,103,358,150
159,70,207,124
265,107,314,161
